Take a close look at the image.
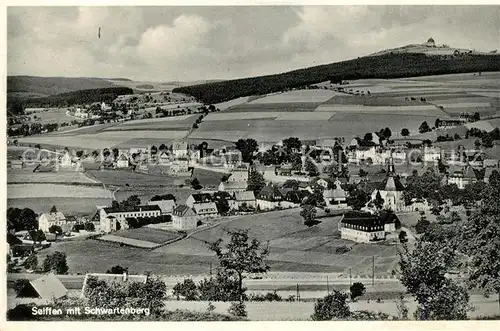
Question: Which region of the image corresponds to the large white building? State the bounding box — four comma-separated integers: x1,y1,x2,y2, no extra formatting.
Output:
172,140,188,159
338,211,386,243
99,205,161,233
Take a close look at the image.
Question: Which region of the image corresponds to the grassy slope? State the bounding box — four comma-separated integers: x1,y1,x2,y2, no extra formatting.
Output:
173,53,500,104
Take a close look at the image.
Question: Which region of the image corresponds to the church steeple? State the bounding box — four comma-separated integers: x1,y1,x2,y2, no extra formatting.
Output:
387,152,395,175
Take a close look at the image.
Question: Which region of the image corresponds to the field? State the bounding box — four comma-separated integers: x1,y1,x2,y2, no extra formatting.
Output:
28,108,80,125
7,169,100,184
7,197,111,215
7,183,112,199
114,227,180,244
17,72,500,153
36,208,401,276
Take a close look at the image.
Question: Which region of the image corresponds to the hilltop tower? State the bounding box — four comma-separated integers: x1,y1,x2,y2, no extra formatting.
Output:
424,37,436,47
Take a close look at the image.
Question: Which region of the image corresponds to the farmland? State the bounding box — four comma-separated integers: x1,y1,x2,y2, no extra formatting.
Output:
7,197,111,215
23,72,499,147
7,183,112,199
40,208,402,276
114,227,180,245
7,169,100,184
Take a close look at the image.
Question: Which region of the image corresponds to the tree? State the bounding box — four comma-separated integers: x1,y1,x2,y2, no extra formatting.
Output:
311,290,351,320
363,132,373,142
349,282,366,301
121,195,141,208
399,241,471,320
419,121,431,133
198,269,242,301
489,170,500,191
382,127,392,140
235,139,258,163
482,134,493,148
84,222,95,232
191,178,202,190
290,153,303,171
458,185,500,314
106,265,128,274
304,158,319,177
209,229,270,302
19,208,38,231
474,139,482,149
247,170,265,195
282,137,302,152
473,112,480,121
23,254,38,271
358,169,368,177
50,205,58,213
401,128,410,137
415,217,431,234
42,251,69,274
346,188,369,210
399,230,408,244
48,225,62,235
373,191,385,210
300,205,317,227
282,179,299,190
172,279,198,300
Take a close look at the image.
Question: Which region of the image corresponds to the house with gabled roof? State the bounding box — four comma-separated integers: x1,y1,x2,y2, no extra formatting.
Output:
186,193,213,208
231,191,257,210
99,205,161,233
172,205,198,230
172,140,188,158
16,274,68,300
323,179,348,210
116,153,129,168
256,185,284,210
38,206,66,233
147,199,176,215
218,181,247,193
193,202,218,218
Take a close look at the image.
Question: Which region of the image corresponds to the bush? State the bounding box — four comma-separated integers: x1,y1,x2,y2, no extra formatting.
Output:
350,282,366,301
84,222,95,232
106,265,128,274
23,254,38,271
7,304,38,321
49,225,63,234
335,245,350,254
173,279,198,300
311,291,351,321
228,301,247,318
42,251,69,274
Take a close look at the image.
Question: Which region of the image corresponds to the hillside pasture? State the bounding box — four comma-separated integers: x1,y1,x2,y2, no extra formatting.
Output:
248,90,341,104
29,108,78,124
224,102,322,112
7,170,100,184
8,183,112,199
7,197,111,215
203,111,334,121
114,228,180,245
322,95,424,106
315,104,447,117
215,96,250,110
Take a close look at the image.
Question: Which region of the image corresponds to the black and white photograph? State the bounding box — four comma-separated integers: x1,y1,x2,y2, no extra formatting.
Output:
3,2,500,325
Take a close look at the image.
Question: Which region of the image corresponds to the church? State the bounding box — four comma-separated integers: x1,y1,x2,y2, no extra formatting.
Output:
423,37,436,47
369,157,405,212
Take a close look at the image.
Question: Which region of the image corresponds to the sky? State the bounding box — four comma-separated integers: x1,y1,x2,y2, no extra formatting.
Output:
7,5,500,82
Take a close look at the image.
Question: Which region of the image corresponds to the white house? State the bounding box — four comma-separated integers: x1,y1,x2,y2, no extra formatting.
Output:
116,154,129,168
230,191,257,210
60,152,73,168
218,181,247,193
38,210,67,233
158,151,171,166
172,205,198,230
192,202,219,218
323,179,348,210
172,140,188,159
186,193,213,208
228,166,249,182
423,146,442,163
315,178,329,189
170,158,189,173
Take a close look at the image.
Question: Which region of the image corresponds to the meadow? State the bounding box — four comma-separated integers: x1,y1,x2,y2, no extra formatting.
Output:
114,227,180,245
7,197,111,215
7,183,112,199
7,169,100,184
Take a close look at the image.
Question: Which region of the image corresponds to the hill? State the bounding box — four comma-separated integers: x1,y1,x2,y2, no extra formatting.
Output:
173,52,500,104
13,87,134,110
7,76,119,97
